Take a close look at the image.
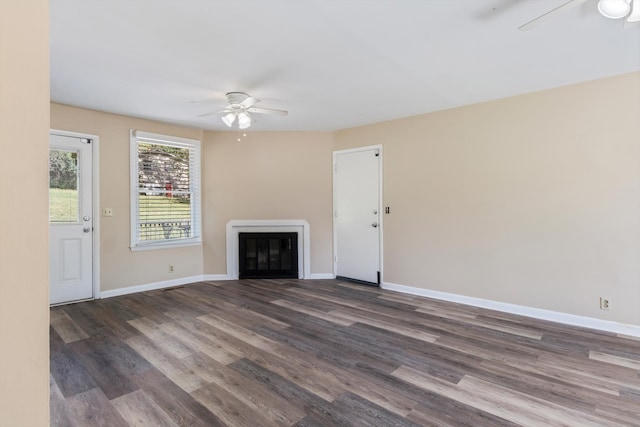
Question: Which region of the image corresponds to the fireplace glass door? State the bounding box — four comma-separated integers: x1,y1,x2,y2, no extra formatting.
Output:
239,232,298,279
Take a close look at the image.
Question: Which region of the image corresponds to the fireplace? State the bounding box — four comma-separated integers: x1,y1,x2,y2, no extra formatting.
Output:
238,232,298,279
226,220,310,279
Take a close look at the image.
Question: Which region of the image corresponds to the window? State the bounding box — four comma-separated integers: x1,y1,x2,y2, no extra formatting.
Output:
130,130,201,250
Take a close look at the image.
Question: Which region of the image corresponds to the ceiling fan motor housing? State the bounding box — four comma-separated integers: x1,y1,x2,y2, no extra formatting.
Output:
226,92,251,107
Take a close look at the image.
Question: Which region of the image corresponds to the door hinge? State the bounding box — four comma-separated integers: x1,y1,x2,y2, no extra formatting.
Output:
81,138,92,144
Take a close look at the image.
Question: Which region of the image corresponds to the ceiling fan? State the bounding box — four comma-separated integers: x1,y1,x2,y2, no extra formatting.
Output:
198,92,288,129
519,0,640,30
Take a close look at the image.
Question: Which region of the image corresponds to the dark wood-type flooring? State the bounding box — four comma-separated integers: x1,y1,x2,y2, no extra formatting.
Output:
50,279,640,426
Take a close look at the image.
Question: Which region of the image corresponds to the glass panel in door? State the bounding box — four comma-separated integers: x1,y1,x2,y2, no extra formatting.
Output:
49,149,79,223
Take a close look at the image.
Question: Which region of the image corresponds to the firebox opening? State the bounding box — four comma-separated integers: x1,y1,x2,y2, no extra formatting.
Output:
238,232,299,279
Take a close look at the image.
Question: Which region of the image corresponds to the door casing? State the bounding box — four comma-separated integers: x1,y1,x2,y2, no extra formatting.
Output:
332,144,383,284
50,129,100,304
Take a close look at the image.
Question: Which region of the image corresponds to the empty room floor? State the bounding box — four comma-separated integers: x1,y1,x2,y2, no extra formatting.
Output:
50,279,640,426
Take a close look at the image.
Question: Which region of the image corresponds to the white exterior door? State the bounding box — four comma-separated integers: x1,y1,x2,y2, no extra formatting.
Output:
49,133,93,304
334,146,382,284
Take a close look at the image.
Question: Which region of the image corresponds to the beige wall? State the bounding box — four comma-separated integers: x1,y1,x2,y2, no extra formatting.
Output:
334,72,640,326
0,1,50,425
51,104,205,291
202,131,334,276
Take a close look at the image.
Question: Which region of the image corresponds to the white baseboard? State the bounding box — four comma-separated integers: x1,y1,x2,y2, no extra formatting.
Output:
202,274,233,281
308,273,336,279
99,273,335,299
99,275,206,299
381,281,640,338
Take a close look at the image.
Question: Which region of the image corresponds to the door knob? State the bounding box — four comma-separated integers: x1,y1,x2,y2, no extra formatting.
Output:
83,227,91,233
371,223,378,228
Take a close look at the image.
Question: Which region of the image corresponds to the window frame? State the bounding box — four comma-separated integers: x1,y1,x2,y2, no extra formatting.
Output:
129,130,202,251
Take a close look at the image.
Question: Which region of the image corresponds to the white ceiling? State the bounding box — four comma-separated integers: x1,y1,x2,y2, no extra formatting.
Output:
50,0,640,132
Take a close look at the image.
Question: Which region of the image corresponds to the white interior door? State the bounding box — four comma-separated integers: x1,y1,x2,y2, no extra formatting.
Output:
49,134,93,304
334,146,381,284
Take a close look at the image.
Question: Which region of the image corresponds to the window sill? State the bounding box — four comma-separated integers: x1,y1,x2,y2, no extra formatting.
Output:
130,239,202,252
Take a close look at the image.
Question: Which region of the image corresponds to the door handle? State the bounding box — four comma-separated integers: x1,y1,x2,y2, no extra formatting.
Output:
83,227,91,233
371,223,378,228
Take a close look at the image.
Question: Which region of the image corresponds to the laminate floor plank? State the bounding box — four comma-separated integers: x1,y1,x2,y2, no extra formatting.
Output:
126,333,208,393
118,295,176,325
249,325,420,416
228,358,335,417
64,387,129,427
254,315,403,373
50,308,90,343
479,357,629,404
128,317,195,358
50,326,99,398
50,375,74,426
277,290,349,313
111,389,179,427
473,359,604,414
406,401,521,427
132,368,227,427
589,349,640,370
284,286,361,308
59,302,108,336
537,352,640,390
197,312,283,352
293,391,422,427
194,315,347,401
69,329,153,400
395,365,624,427
458,375,627,427
434,333,541,365
186,352,306,426
330,308,439,343
459,316,544,340
50,279,640,426
271,298,355,326
347,363,520,427
84,304,141,340
196,298,291,330
157,287,220,319
158,319,244,365
191,381,280,427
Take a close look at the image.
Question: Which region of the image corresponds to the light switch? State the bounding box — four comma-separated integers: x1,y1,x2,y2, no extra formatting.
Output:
102,208,113,217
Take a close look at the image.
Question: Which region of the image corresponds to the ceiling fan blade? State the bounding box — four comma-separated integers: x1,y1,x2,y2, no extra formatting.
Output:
240,96,260,108
627,0,640,22
518,0,588,31
247,107,288,116
197,109,230,117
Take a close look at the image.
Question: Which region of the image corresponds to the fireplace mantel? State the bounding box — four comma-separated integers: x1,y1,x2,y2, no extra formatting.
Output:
226,220,310,279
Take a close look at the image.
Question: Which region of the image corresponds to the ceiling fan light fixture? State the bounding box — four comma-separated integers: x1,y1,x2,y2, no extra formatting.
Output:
597,0,631,19
237,111,252,129
221,112,236,127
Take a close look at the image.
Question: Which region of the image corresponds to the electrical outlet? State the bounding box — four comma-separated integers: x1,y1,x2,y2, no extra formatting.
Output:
600,297,611,310
169,265,174,273
102,207,113,217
